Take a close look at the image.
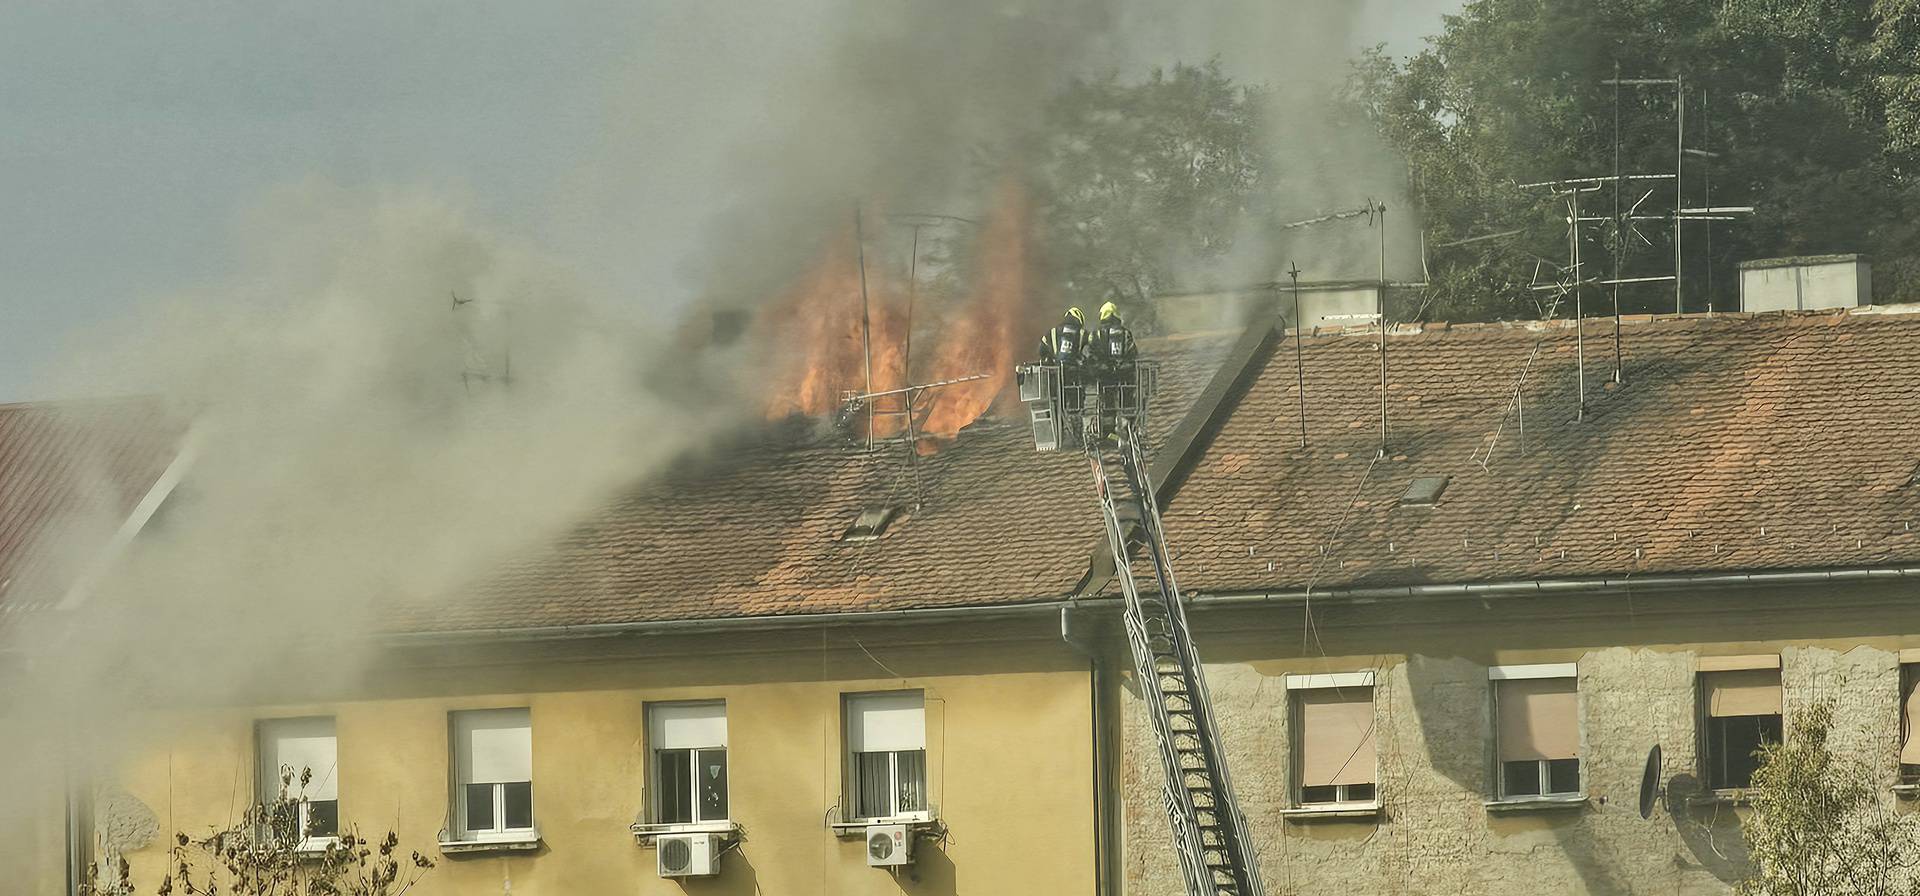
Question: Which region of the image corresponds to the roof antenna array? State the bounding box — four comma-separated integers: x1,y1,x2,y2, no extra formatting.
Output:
1516,65,1751,417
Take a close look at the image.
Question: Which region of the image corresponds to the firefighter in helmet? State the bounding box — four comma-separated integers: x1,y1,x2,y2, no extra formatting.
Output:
1038,306,1088,366
1089,300,1138,373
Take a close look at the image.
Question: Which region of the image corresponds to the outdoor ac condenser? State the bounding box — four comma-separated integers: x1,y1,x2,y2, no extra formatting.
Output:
657,832,721,878
865,823,913,868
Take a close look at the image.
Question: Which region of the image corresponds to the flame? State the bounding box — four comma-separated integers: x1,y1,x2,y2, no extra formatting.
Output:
753,180,1043,450
918,181,1035,442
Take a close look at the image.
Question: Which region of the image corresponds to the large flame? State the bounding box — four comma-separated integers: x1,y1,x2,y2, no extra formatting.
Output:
917,181,1033,442
754,180,1041,449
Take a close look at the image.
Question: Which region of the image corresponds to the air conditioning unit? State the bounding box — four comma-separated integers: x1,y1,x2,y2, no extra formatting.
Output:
865,823,913,868
657,832,720,878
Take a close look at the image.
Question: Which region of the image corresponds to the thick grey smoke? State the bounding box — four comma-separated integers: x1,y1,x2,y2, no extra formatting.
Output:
0,0,1426,882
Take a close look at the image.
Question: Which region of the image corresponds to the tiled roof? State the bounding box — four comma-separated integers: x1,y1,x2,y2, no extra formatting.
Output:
0,397,187,633
1164,307,1920,593
411,305,1920,632
403,332,1241,631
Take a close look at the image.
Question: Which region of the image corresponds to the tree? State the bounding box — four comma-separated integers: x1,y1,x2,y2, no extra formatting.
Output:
82,771,434,896
1029,61,1264,317
1739,700,1920,896
1350,0,1920,321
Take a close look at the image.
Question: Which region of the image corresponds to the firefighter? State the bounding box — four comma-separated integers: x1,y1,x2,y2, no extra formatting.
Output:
1090,300,1138,372
1038,306,1088,366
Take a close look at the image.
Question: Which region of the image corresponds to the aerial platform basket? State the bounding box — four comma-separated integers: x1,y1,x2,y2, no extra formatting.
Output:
1015,359,1159,452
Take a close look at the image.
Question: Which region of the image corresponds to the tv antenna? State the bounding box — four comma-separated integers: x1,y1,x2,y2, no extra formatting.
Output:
836,373,990,509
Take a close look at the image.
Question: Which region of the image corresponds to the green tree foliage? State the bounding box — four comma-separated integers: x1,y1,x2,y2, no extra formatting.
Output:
1351,0,1920,321
1739,701,1920,896
1030,61,1264,315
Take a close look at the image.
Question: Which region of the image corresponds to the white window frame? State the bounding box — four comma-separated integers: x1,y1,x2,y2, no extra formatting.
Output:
1489,663,1582,801
1287,672,1379,810
450,708,535,843
844,691,931,824
255,716,340,852
647,701,729,827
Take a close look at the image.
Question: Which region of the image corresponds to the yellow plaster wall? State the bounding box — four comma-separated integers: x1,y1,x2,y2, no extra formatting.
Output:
108,629,1096,896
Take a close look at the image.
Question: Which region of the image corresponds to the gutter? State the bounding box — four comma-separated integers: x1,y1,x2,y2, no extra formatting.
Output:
381,564,1920,646
380,598,1091,646
1185,565,1920,606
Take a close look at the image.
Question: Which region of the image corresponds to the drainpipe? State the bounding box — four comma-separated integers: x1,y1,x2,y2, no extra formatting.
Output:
1060,606,1116,896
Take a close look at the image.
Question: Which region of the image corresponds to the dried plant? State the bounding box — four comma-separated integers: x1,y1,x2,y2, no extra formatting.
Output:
82,769,433,896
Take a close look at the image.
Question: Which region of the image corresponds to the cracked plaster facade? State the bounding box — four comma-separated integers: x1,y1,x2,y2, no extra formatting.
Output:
1117,589,1920,895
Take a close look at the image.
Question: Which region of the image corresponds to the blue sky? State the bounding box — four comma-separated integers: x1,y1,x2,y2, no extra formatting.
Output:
0,1,1459,402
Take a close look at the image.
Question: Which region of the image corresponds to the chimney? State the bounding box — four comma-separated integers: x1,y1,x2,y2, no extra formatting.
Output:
1737,254,1872,311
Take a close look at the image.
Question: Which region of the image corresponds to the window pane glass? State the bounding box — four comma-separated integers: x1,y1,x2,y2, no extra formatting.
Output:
697,749,728,821
1343,783,1376,803
656,750,693,824
306,799,339,838
1547,758,1581,795
896,749,926,812
1503,760,1541,797
1299,784,1339,805
464,783,495,833
503,781,533,830
1711,715,1782,790
855,752,892,818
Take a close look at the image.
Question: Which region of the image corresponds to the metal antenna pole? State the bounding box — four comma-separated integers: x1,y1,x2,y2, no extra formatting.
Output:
1570,189,1586,421
1289,262,1308,449
904,222,926,426
1703,87,1713,310
855,206,875,450
1674,76,1684,314
1612,61,1625,383
1376,201,1389,457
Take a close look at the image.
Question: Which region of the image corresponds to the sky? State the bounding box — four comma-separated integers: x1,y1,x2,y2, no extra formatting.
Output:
0,0,1461,403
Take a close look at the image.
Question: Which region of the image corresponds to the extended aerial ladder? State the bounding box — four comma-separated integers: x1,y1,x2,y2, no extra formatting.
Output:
1017,359,1266,896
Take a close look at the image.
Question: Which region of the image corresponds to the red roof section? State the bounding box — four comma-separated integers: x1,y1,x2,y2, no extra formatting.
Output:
399,331,1241,631
0,397,187,631
1164,307,1920,593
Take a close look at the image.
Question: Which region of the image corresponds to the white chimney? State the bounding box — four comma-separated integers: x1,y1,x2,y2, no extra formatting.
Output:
1737,254,1871,311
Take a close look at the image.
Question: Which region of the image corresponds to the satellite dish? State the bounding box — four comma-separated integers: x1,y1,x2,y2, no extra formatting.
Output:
1638,744,1664,819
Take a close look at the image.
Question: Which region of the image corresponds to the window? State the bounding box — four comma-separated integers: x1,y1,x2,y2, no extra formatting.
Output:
648,702,728,824
1288,673,1377,807
1399,475,1449,506
1699,657,1783,791
452,708,534,840
1491,664,1580,799
845,691,928,821
257,717,338,847
1901,664,1920,785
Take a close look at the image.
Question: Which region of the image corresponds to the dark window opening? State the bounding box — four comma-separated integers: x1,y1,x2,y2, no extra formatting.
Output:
697,749,728,820
1707,715,1782,790
1502,761,1540,797
502,782,533,830
306,799,339,839
1547,758,1581,794
463,783,494,832
657,750,693,824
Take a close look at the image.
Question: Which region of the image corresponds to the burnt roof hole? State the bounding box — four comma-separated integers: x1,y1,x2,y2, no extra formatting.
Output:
842,506,899,542
1400,475,1449,507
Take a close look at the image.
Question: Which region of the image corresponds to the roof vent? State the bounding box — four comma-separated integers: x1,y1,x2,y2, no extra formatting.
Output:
842,506,899,542
1400,476,1449,507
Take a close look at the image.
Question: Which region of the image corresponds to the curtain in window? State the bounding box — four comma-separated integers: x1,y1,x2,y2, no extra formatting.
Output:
856,752,892,818
895,750,926,812
1299,688,1376,787
1497,678,1578,762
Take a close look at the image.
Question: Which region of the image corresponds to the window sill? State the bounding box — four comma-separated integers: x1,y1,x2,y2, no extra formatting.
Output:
1484,795,1588,813
830,815,937,837
437,832,541,854
1688,789,1751,807
1280,802,1381,821
292,836,341,859
631,820,740,843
